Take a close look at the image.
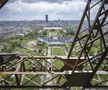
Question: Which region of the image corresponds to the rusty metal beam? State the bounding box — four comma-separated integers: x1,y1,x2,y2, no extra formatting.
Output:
85,47,108,86
68,0,91,58
0,0,8,9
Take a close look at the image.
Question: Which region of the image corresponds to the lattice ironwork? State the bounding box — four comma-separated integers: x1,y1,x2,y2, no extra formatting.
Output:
0,0,8,9
68,0,108,88
0,55,108,87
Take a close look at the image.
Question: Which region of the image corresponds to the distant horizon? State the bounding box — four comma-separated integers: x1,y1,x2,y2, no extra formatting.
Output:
0,19,81,22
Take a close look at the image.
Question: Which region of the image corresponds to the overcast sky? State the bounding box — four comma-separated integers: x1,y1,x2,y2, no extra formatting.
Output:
0,0,99,21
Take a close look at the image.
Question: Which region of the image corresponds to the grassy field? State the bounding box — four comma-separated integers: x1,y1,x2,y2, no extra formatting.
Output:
51,47,65,56
53,60,64,70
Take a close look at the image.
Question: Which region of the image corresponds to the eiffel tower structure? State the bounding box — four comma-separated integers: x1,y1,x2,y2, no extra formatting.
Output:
0,0,108,89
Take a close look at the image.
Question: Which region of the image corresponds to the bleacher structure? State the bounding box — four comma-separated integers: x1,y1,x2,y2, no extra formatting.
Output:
0,0,108,89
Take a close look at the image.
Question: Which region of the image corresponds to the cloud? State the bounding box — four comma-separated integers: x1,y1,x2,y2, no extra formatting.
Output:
0,0,99,20
8,0,65,4
8,0,99,4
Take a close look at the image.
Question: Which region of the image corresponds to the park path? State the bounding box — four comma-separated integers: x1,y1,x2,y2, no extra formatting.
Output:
40,30,53,90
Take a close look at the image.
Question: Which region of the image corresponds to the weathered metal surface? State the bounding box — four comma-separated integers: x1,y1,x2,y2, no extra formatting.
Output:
0,0,8,9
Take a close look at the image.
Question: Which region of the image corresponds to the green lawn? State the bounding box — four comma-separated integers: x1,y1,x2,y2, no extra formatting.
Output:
53,60,64,70
15,47,39,56
49,31,57,36
51,48,65,56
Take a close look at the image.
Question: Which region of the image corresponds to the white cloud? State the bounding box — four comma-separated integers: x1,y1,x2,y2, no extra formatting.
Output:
0,0,99,20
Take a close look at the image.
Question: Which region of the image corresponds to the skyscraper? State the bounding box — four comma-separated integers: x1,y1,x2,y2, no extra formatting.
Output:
45,14,48,22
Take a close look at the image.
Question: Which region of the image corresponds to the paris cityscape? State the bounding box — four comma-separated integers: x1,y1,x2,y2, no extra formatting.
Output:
0,0,108,90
